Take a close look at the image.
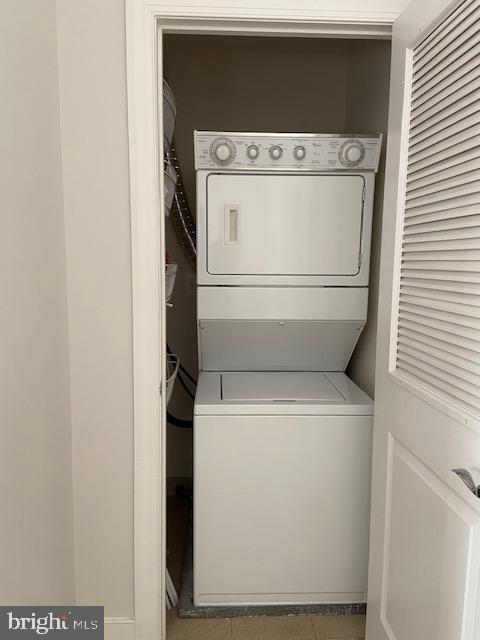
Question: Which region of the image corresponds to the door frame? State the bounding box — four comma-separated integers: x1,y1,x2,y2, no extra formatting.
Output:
125,2,403,638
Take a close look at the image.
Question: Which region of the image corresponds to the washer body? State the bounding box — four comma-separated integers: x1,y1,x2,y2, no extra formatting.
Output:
194,372,373,606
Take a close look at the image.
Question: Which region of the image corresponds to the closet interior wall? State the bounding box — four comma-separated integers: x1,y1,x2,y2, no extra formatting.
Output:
164,34,391,482
345,39,391,396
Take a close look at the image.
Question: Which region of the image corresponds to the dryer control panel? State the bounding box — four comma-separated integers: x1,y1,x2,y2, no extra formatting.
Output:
194,131,382,172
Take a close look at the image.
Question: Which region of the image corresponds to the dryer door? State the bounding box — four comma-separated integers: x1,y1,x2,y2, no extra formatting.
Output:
206,173,365,278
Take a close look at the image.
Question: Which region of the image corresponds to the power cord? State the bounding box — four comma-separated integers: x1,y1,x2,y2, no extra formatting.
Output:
166,343,197,428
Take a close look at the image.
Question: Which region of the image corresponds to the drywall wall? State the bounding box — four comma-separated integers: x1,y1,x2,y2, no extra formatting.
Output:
0,0,75,603
346,39,391,398
164,34,351,479
56,0,134,617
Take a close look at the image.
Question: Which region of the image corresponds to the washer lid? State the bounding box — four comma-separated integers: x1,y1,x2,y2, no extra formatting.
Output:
221,372,345,402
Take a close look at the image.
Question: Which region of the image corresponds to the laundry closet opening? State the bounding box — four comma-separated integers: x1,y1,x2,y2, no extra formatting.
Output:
162,33,391,628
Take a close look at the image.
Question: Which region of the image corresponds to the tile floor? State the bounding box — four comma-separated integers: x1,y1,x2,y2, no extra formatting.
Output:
167,609,366,640
166,493,365,640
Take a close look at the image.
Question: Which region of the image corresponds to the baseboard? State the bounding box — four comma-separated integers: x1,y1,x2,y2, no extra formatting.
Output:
104,617,135,640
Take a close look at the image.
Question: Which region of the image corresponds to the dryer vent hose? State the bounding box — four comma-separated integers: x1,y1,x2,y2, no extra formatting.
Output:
166,143,196,267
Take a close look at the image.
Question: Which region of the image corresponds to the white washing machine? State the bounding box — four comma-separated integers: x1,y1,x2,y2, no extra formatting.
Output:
193,131,382,607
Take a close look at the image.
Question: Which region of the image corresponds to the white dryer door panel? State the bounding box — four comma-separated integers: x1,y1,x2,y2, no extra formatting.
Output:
207,174,364,276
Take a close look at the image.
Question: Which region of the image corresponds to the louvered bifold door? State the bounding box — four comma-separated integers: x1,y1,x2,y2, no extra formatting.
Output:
395,0,480,417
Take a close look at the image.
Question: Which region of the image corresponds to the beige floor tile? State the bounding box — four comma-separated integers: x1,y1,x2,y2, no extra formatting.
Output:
231,615,315,640
311,614,366,640
167,609,232,640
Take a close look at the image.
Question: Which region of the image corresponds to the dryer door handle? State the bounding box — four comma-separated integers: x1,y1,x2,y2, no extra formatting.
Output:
224,205,240,245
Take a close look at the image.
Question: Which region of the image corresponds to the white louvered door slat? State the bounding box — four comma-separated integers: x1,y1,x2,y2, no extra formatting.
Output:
406,180,480,206
413,8,480,74
413,0,478,58
405,192,480,219
405,223,480,240
408,164,480,194
413,51,480,109
398,334,480,371
403,237,480,251
401,269,480,282
399,308,480,340
401,276,480,292
404,205,480,227
413,27,480,89
406,136,480,175
398,317,480,352
398,324,480,358
409,115,480,156
410,92,480,141
400,285,480,306
410,72,480,124
395,1,480,418
407,148,480,184
407,124,480,166
412,45,479,103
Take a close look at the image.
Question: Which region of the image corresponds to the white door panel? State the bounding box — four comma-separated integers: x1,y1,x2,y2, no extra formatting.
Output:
207,174,364,276
369,389,480,640
383,438,480,640
367,0,480,638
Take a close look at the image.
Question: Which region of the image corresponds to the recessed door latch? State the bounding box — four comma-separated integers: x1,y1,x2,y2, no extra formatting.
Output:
452,468,480,498
224,205,241,246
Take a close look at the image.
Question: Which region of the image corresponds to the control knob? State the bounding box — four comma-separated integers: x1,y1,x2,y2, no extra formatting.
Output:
293,145,306,160
339,140,365,167
269,145,283,160
210,137,236,165
247,145,259,160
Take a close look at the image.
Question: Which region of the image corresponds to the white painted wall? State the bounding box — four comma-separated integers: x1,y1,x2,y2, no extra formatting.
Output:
0,0,75,603
346,39,391,397
56,0,134,617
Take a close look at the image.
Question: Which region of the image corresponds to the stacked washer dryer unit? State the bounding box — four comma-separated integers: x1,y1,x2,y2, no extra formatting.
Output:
193,132,382,608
